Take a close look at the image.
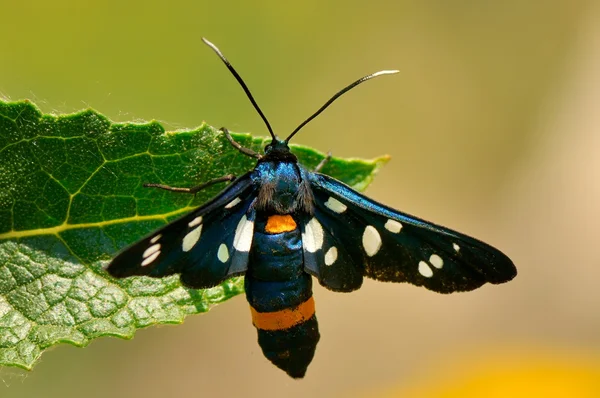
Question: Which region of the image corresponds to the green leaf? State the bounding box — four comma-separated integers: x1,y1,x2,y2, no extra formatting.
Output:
0,99,389,370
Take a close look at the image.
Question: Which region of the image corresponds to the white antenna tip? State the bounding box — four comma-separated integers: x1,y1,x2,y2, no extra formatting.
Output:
373,70,400,76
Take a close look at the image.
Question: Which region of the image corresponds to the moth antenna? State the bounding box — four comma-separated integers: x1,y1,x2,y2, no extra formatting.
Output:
202,38,277,141
285,70,399,143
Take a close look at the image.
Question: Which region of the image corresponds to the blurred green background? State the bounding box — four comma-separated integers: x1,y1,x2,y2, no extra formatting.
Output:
2,0,600,397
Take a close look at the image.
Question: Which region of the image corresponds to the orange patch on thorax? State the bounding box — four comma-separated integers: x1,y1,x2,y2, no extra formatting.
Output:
265,214,297,234
250,297,315,331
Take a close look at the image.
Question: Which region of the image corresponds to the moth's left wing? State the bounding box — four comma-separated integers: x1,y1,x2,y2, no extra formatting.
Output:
306,173,517,294
106,172,256,289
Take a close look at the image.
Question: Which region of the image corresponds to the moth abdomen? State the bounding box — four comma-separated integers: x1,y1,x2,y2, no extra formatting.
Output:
245,214,320,378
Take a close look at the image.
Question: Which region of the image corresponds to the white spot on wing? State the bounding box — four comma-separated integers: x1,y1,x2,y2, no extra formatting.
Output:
188,216,203,228
182,224,203,252
141,251,160,266
143,243,161,259
418,261,433,277
233,215,254,252
325,246,338,266
324,197,347,213
429,254,444,269
225,197,242,209
384,219,403,233
217,243,229,263
150,234,162,244
302,217,324,253
453,243,460,252
362,225,382,257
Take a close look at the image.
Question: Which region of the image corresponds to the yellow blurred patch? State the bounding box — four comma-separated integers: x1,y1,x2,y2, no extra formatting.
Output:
378,347,600,398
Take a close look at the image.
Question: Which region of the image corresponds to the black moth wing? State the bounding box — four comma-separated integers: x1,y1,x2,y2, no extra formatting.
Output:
306,173,517,294
300,208,365,293
106,172,257,289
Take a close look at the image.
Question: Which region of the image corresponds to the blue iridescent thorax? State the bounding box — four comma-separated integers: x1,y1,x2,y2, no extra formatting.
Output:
253,157,314,215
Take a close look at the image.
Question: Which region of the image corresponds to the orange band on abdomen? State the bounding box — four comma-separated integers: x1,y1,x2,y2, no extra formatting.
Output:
265,214,297,234
250,297,315,331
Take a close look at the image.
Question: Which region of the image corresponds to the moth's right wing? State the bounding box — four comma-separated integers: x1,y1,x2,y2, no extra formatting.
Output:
106,172,257,289
304,172,516,294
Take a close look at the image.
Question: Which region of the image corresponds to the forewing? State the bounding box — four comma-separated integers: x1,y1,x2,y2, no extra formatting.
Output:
106,173,256,289
308,173,517,293
301,211,364,292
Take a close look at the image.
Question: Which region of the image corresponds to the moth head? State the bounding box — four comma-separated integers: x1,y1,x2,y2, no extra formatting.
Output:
262,139,297,163
264,139,287,153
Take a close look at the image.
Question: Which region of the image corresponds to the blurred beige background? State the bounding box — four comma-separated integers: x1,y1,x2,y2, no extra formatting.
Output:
1,1,599,397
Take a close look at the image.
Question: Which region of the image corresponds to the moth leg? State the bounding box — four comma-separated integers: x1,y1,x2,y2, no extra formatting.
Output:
144,174,237,194
220,127,262,159
314,151,332,172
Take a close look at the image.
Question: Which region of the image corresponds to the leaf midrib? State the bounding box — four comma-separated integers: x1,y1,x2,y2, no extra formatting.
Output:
0,206,195,240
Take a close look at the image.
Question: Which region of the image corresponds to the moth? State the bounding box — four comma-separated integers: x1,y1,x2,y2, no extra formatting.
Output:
106,38,517,378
